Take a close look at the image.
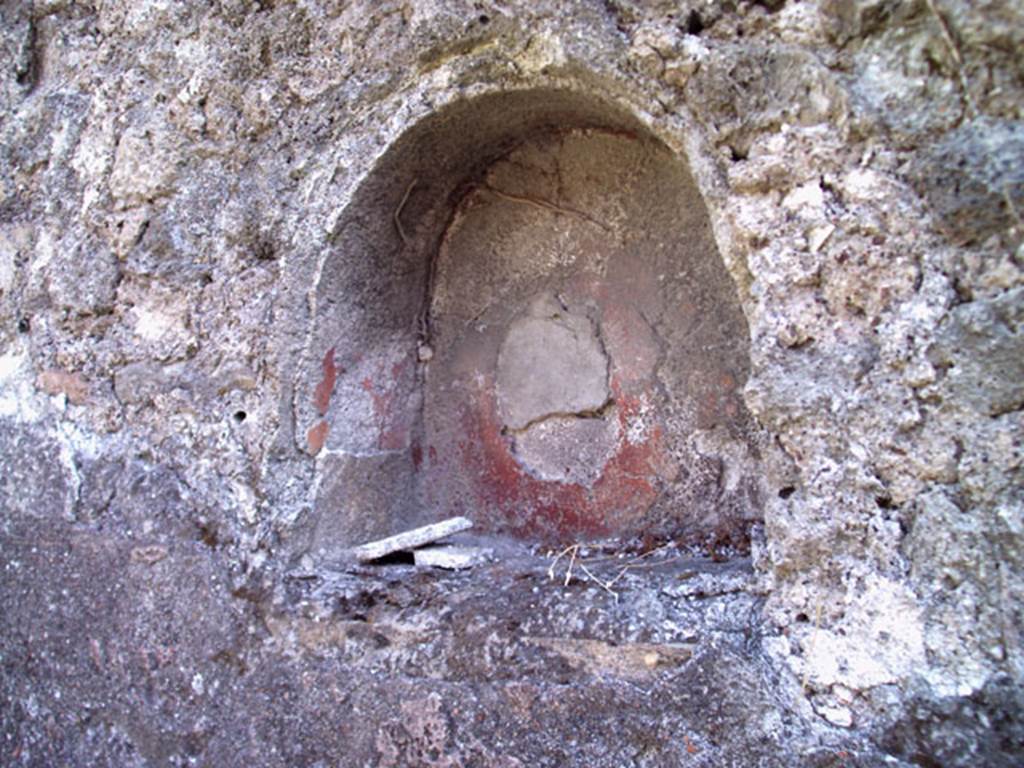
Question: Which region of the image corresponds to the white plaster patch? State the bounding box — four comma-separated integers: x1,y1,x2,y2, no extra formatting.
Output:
128,288,193,356
0,225,29,294
841,168,888,203
497,294,610,430
516,31,566,74
798,578,926,691
134,305,175,342
0,248,12,294
124,0,175,33
815,702,853,728
32,227,56,276
625,393,654,445
232,478,258,525
782,181,825,216
0,347,44,421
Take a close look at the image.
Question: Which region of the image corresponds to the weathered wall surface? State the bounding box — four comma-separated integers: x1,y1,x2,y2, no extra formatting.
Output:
1,0,1022,765
420,127,759,543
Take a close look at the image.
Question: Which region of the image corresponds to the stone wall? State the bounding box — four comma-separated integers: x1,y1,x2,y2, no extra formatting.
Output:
1,0,1021,764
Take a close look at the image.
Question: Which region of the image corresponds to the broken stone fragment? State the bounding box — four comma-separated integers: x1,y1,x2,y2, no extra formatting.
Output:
414,545,493,570
36,369,89,404
662,60,698,88
113,361,179,405
109,125,179,208
807,223,835,253
349,516,473,562
815,701,854,728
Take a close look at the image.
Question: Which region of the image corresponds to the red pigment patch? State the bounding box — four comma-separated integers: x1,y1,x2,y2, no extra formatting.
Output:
599,303,659,389
591,380,663,522
382,357,416,450
361,356,416,451
694,367,743,429
313,347,338,416
307,420,329,455
361,376,394,449
456,375,667,542
464,386,596,541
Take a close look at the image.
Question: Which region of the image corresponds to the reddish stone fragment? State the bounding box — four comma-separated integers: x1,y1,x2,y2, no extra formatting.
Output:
307,420,329,455
36,369,89,404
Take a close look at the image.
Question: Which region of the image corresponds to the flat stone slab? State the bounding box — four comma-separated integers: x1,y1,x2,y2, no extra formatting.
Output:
349,516,473,562
414,545,494,569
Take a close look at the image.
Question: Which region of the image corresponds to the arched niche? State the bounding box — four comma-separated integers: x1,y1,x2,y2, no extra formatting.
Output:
301,87,762,555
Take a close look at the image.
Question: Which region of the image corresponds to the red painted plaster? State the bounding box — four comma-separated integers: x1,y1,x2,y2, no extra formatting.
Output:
307,420,329,455
454,374,669,542
313,347,338,416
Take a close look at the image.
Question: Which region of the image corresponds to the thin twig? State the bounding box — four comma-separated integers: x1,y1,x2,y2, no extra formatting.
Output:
580,543,674,569
564,544,578,586
546,541,684,600
924,0,977,120
605,566,632,590
547,544,578,582
393,178,417,246
578,562,620,601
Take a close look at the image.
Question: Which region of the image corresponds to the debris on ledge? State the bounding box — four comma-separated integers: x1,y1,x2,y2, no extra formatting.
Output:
413,544,494,570
349,516,474,563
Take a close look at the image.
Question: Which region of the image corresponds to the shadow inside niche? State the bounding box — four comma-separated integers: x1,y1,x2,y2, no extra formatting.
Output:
302,88,763,557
